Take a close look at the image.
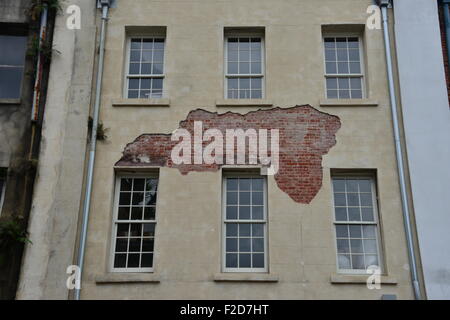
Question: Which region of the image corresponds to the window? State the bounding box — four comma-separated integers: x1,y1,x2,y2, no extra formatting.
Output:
332,176,382,273
125,37,165,99
0,169,6,216
223,175,267,272
0,34,27,99
225,34,264,99
323,36,364,99
111,176,158,272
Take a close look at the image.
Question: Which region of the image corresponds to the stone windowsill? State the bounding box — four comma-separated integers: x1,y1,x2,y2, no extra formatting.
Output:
0,98,21,105
319,99,379,107
213,273,279,283
330,273,397,285
95,273,161,284
112,98,170,107
215,99,273,107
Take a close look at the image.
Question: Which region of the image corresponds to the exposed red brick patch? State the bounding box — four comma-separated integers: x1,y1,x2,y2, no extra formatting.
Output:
116,105,341,203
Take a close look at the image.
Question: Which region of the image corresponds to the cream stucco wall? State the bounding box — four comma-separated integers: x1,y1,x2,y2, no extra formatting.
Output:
80,0,415,299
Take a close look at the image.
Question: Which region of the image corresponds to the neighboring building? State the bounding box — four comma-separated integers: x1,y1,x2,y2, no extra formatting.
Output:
393,0,450,299
0,0,56,299
15,0,450,300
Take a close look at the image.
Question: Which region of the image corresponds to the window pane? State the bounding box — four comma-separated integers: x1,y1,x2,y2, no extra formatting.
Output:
361,208,374,222
337,239,350,253
338,254,351,269
349,62,361,74
335,207,347,221
252,253,264,268
239,254,251,268
115,238,128,252
239,206,250,219
252,192,263,205
325,49,336,61
239,223,251,236
118,207,130,220
144,207,156,220
0,35,27,66
362,225,376,238
226,206,238,219
327,90,338,99
351,255,365,269
131,38,142,49
226,253,238,268
226,223,238,236
349,225,362,238
324,38,336,48
226,238,238,252
114,254,126,268
325,62,337,74
336,225,348,238
252,224,264,237
227,192,238,205
252,238,264,252
252,206,264,220
0,67,23,99
127,254,140,268
239,238,251,252
141,253,153,267
228,62,238,74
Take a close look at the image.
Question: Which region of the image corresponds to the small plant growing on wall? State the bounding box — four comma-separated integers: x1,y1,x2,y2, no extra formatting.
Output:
88,117,109,141
0,218,31,266
27,35,60,62
28,0,63,20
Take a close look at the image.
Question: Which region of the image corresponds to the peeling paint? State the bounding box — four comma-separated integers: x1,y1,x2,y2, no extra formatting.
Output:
116,105,341,203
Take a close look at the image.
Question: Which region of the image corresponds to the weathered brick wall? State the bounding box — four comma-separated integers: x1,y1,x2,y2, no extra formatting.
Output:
116,105,341,204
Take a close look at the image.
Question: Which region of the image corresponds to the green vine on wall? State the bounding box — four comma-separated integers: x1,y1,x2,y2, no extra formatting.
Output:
28,0,63,21
0,218,31,266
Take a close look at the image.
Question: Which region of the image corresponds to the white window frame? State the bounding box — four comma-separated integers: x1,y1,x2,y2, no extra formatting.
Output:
224,33,266,99
110,173,159,273
124,36,166,99
331,175,384,275
222,174,268,273
322,34,366,99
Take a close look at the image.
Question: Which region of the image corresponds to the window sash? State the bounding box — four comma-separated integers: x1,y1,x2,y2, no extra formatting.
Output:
222,176,268,272
323,35,365,99
224,35,265,99
111,175,158,272
124,37,165,99
331,176,383,274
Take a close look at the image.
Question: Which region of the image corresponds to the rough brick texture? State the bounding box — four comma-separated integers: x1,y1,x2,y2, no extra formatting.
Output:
116,105,341,203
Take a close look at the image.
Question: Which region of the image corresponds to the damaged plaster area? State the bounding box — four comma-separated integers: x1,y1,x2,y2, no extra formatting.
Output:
116,105,341,204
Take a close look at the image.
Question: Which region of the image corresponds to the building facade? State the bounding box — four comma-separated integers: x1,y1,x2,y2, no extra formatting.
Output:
0,0,56,299
15,0,450,300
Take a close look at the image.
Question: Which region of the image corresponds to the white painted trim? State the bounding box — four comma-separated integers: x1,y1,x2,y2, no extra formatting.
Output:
330,175,384,274
222,175,269,273
322,34,366,99
109,173,159,273
123,36,166,99
224,34,266,99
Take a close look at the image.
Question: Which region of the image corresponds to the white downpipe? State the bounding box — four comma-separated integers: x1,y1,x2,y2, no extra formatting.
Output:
380,4,422,300
31,5,48,121
74,3,110,300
